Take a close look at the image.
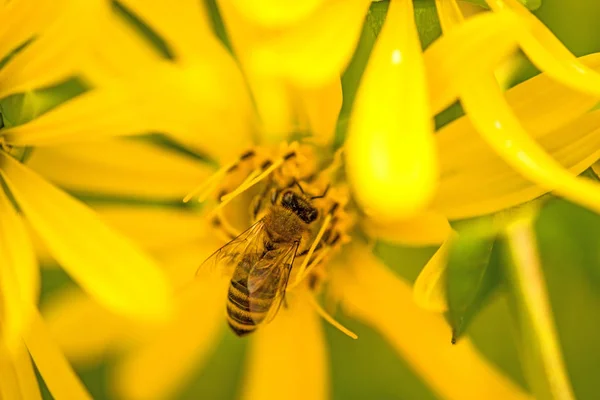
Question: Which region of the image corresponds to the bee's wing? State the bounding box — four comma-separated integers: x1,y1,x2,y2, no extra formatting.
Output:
247,241,299,324
196,220,266,278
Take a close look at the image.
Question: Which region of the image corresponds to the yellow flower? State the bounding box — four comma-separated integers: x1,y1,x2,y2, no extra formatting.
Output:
19,1,600,399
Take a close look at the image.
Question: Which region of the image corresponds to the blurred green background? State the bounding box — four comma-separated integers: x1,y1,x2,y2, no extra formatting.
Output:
31,0,600,399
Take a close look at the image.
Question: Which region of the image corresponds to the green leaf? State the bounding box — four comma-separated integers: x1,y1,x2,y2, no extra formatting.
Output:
461,0,542,11
446,229,501,343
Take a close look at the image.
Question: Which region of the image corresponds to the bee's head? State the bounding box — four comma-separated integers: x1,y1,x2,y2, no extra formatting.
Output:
280,190,319,224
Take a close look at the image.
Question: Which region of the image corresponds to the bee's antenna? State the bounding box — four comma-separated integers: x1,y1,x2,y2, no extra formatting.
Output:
310,184,330,200
292,179,305,194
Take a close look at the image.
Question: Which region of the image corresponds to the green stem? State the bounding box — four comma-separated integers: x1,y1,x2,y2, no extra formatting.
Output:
504,219,575,400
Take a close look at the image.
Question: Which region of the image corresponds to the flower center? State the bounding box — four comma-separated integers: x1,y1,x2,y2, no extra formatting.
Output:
188,142,354,292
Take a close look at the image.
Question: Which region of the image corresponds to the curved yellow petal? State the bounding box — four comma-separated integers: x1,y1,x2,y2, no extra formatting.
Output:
26,139,214,200
240,290,328,400
0,152,172,321
43,288,139,366
117,0,215,62
346,0,436,221
228,0,324,28
424,10,521,116
0,189,38,350
112,277,227,400
433,109,600,219
249,0,371,87
458,73,600,215
413,232,456,312
487,0,600,97
23,305,92,400
362,211,451,246
332,244,531,400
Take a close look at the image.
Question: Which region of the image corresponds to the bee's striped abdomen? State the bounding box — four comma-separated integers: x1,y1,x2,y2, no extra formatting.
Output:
226,278,275,336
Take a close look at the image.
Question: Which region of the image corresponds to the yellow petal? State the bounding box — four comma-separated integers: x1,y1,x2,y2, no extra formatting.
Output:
433,109,600,219
0,341,42,400
43,288,139,366
0,0,55,63
249,0,371,87
458,73,600,215
228,0,324,28
332,244,532,400
487,0,600,97
26,138,214,200
434,0,464,33
23,305,92,400
118,0,215,62
0,189,38,350
424,10,521,116
0,0,111,98
92,206,210,253
295,78,343,146
0,152,172,321
346,0,436,220
362,211,451,246
413,232,456,312
240,290,328,400
4,63,253,161
112,277,227,400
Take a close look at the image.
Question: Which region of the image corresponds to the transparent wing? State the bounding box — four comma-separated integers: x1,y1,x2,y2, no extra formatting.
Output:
247,241,299,324
196,220,266,278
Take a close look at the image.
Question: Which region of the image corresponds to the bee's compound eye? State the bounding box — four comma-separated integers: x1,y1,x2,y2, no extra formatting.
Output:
281,191,295,208
307,209,319,223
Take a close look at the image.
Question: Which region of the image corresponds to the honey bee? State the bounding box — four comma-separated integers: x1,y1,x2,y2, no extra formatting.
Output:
198,187,321,336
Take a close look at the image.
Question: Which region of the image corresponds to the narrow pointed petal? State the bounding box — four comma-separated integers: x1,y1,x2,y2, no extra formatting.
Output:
240,290,328,400
0,190,38,350
113,277,227,400
228,0,324,28
247,0,371,87
332,245,531,400
12,342,42,400
0,0,110,98
0,0,55,62
0,153,172,321
424,10,521,115
118,0,215,62
459,73,600,215
434,0,464,33
362,212,450,246
296,78,342,146
23,306,92,400
413,233,456,312
43,288,138,366
346,0,436,220
487,0,600,97
3,63,253,161
26,139,214,200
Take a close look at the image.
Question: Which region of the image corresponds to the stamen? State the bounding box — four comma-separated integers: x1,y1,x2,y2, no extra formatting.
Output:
293,214,332,285
182,160,238,203
212,142,300,215
307,295,358,339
